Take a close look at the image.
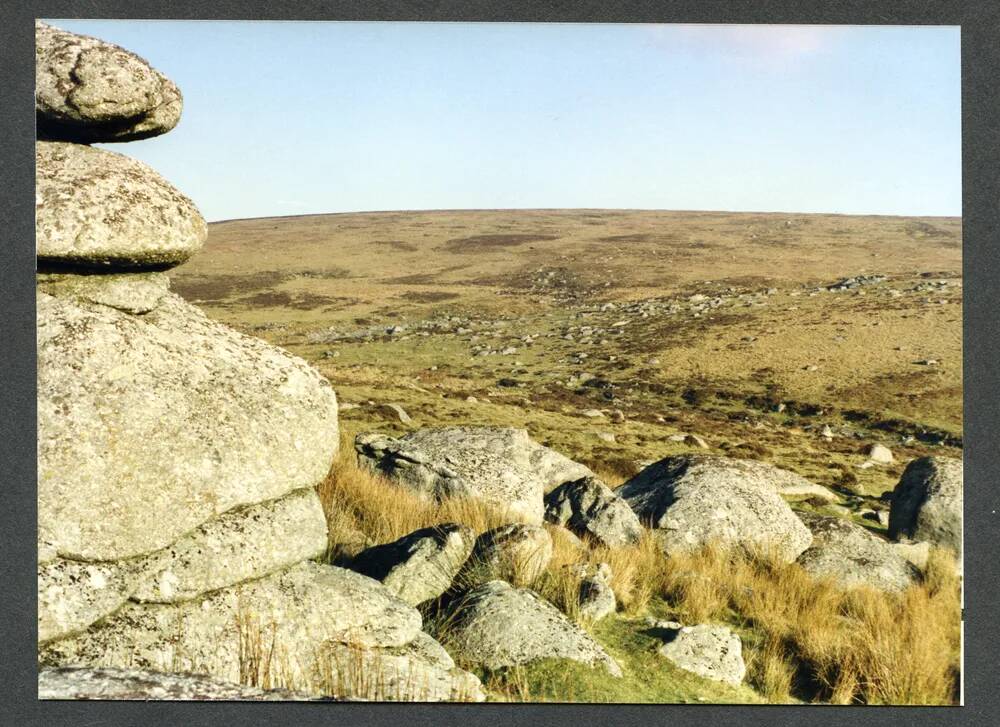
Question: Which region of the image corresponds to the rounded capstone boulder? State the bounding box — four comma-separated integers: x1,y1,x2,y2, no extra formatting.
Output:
36,21,182,142
889,456,962,556
618,456,813,562
36,141,207,269
37,290,340,561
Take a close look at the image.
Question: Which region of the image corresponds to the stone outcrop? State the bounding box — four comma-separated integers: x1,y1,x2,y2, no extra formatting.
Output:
796,514,919,593
443,580,622,676
544,475,643,548
618,456,813,561
652,621,746,687
348,524,475,606
574,563,617,622
35,23,483,703
36,21,182,142
356,427,593,524
40,563,483,701
889,457,963,556
465,524,553,586
38,291,340,563
36,142,206,269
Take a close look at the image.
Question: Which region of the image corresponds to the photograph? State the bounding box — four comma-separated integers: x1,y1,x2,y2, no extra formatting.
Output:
34,18,962,705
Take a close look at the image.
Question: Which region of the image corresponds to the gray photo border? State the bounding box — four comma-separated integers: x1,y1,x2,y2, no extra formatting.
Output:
2,1,997,725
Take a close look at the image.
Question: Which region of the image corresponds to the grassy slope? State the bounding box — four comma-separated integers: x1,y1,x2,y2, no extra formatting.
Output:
169,209,963,703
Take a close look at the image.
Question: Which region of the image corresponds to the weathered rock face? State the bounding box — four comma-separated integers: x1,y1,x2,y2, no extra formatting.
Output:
131,488,329,603
38,555,160,644
38,562,487,701
37,271,171,314
796,514,919,593
38,291,340,562
889,457,962,555
348,524,475,606
654,622,746,687
544,476,643,548
466,524,553,586
443,580,622,676
38,666,324,701
356,427,593,524
36,21,182,143
36,142,207,269
618,456,813,562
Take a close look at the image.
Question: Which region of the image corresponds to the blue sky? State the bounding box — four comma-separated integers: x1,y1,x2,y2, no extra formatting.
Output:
49,21,961,221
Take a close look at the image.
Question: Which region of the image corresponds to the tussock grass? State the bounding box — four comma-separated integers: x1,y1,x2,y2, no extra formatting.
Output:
316,442,961,705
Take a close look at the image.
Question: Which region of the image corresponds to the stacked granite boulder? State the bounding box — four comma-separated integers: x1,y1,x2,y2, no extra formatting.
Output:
36,21,481,701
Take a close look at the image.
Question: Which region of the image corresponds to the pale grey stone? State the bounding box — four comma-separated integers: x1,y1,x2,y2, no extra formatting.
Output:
574,563,616,622
466,524,553,586
35,21,182,142
36,272,171,314
867,444,895,464
349,524,475,606
544,475,643,548
656,623,745,686
132,488,329,603
38,291,339,561
38,666,323,701
36,141,206,269
443,580,622,676
889,457,962,556
40,563,423,687
356,427,593,524
38,555,159,644
618,456,813,562
796,514,918,593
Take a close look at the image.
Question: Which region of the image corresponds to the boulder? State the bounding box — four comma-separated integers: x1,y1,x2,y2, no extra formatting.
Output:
654,622,745,686
866,444,895,464
795,514,918,593
889,457,962,555
442,580,622,676
574,563,616,622
41,563,484,702
372,402,412,423
348,524,475,606
132,488,329,603
618,456,813,561
37,291,340,562
38,666,323,701
39,555,159,644
35,21,182,142
37,272,171,314
465,524,553,586
355,427,593,524
544,476,643,548
36,141,206,269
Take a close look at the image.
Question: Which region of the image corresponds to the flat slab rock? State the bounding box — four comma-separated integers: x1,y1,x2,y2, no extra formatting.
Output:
356,427,594,524
38,291,339,561
442,580,622,677
544,475,644,548
349,524,475,606
36,21,182,142
618,456,813,562
37,271,171,314
36,141,207,269
889,456,962,556
39,666,325,701
652,621,746,687
40,563,482,702
133,488,329,603
796,513,919,593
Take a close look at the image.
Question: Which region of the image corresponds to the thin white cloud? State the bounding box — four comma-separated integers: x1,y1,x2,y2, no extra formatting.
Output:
646,24,843,66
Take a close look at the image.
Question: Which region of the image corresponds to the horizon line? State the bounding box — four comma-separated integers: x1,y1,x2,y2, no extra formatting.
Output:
208,207,963,225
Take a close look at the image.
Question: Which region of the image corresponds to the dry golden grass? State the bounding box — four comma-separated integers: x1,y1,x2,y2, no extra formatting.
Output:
316,442,961,705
